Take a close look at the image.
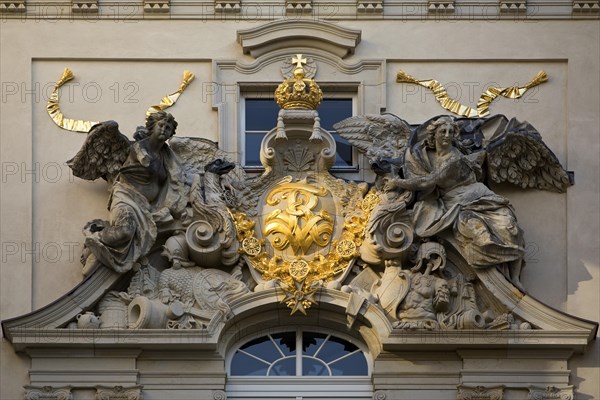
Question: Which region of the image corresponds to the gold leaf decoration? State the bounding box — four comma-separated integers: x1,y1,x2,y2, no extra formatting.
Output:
396,69,548,118
146,70,195,116
47,68,98,133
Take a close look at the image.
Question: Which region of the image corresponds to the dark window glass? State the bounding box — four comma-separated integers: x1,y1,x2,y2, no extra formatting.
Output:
244,98,353,168
269,357,296,376
230,351,269,376
271,332,296,356
239,336,281,363
317,336,358,363
302,332,328,356
329,351,368,376
302,357,329,376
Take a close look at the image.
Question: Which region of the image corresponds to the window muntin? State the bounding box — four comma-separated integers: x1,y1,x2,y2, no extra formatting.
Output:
230,331,368,377
243,98,354,169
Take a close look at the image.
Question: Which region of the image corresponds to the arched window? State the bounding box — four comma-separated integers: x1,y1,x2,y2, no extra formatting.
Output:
227,329,372,399
230,331,369,377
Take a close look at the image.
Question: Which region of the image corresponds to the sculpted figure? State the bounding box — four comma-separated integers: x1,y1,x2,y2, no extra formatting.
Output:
336,113,571,290
386,116,525,286
68,112,187,274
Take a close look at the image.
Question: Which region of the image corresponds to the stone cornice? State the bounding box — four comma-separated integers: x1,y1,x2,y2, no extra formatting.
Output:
236,20,362,59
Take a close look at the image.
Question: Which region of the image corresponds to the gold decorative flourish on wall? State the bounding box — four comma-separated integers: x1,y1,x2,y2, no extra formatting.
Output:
396,69,548,118
47,68,98,133
146,70,195,116
47,68,196,133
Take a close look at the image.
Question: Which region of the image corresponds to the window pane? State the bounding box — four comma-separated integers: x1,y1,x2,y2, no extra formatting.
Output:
317,336,358,363
245,99,280,131
302,357,329,376
317,99,352,131
269,357,296,376
302,332,328,356
230,351,269,376
245,131,265,166
239,335,281,363
329,352,368,376
271,332,296,356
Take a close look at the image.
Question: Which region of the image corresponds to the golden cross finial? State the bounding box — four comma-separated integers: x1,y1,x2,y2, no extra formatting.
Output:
292,54,307,69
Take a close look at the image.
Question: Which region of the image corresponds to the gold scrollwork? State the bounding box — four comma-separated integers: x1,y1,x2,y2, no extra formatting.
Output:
264,181,333,255
231,188,380,315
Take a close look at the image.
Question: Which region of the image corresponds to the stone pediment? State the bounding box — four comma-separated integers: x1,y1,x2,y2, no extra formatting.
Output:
237,20,361,59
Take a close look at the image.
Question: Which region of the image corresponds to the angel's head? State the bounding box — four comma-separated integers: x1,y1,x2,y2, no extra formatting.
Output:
426,116,460,150
146,111,178,142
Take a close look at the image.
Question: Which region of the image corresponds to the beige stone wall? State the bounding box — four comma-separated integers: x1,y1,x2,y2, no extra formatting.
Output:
1,16,598,400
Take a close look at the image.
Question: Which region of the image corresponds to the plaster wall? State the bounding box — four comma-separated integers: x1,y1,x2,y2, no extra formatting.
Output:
1,17,598,400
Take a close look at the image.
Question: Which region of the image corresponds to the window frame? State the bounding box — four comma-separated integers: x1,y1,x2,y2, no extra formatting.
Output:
239,84,359,174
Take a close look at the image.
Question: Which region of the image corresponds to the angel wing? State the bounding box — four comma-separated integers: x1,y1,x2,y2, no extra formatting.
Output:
66,120,131,182
168,137,231,175
486,117,572,193
333,114,412,174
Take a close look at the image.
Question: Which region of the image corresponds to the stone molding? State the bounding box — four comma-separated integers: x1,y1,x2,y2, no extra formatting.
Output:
24,386,73,400
143,0,169,13
428,0,455,13
215,0,241,13
285,0,312,13
0,0,25,13
71,0,98,13
457,385,504,400
572,0,599,12
357,0,384,13
236,20,362,59
499,0,527,12
373,390,387,400
95,385,143,400
528,386,575,400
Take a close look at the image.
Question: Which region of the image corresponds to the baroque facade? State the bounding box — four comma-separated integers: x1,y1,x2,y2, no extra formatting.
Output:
1,4,599,400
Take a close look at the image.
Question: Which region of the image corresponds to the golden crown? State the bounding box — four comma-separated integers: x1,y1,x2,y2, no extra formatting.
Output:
275,55,323,110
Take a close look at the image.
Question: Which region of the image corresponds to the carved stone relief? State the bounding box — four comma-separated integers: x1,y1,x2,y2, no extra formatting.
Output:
24,386,73,400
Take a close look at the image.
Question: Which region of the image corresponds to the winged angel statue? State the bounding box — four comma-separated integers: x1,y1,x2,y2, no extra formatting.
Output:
68,111,245,276
333,113,571,290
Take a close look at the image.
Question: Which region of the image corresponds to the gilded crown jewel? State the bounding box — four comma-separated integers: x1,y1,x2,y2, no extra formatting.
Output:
275,54,323,110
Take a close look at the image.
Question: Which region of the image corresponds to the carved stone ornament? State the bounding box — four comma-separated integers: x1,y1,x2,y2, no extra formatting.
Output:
0,0,26,13
428,0,455,13
143,0,169,13
215,0,241,12
357,0,384,13
499,0,526,12
572,0,599,12
71,0,98,13
95,385,143,400
24,386,73,400
1,55,597,356
457,385,504,400
528,386,575,400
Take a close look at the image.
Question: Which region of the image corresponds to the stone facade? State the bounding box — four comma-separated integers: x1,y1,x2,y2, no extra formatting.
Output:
1,8,599,400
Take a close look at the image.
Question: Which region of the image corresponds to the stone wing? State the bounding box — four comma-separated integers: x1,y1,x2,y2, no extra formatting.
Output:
486,117,572,193
66,120,131,182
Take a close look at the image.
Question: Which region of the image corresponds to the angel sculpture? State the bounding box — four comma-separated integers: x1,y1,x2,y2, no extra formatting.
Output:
334,114,571,289
68,111,187,274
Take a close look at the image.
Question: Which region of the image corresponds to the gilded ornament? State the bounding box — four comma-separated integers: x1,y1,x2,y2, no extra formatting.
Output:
336,239,357,259
289,259,310,281
242,237,262,257
274,54,323,110
396,69,548,118
361,192,381,212
264,181,333,255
